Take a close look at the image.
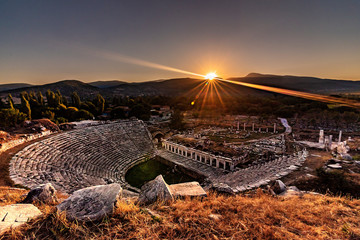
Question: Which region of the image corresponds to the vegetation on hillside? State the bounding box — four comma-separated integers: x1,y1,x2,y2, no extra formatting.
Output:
0,188,359,239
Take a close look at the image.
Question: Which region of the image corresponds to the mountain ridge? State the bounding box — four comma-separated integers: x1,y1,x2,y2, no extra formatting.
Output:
2,73,360,98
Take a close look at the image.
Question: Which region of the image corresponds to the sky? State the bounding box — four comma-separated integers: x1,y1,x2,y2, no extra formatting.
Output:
1,0,360,84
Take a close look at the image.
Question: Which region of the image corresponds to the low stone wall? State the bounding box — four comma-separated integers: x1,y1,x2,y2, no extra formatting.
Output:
0,131,52,154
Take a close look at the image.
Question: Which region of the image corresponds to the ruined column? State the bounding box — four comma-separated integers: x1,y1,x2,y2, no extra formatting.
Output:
329,135,333,149
258,127,261,132
216,158,219,168
230,163,234,171
338,130,342,143
237,121,240,130
243,123,246,131
274,123,276,133
252,123,255,131
319,130,324,144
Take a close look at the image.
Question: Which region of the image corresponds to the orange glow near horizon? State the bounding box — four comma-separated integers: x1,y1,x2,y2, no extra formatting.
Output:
205,72,218,80
220,79,360,108
90,49,360,109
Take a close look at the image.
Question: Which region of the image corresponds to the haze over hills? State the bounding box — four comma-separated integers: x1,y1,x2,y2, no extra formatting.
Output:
231,73,360,93
0,80,100,98
2,73,360,99
0,83,33,92
88,80,127,89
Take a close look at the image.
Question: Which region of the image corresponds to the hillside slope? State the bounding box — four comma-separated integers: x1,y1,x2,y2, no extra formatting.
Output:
1,188,359,239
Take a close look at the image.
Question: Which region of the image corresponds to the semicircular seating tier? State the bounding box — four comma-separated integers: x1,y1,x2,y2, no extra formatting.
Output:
9,120,155,194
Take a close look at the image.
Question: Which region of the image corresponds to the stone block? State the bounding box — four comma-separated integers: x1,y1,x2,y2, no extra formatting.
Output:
0,204,42,235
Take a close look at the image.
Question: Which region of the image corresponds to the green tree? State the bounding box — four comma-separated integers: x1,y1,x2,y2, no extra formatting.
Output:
169,109,185,130
46,90,56,107
43,110,55,121
66,107,79,121
20,92,31,120
8,94,14,110
37,91,44,106
93,94,105,115
0,98,5,109
76,109,94,120
71,92,81,108
129,103,151,121
0,109,27,127
110,106,126,119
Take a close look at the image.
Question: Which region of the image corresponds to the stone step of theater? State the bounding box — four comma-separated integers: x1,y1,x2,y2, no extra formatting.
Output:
10,120,155,194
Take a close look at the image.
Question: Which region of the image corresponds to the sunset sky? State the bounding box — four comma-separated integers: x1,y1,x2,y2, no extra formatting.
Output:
1,0,360,84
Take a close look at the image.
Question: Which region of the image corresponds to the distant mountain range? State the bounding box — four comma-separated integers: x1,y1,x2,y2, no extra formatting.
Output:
1,73,360,99
230,73,360,93
0,83,33,92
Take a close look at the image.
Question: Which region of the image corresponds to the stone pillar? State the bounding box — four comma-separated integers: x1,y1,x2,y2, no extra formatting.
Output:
209,158,213,166
230,163,234,171
243,123,246,131
252,123,255,131
216,158,219,168
274,123,276,133
237,121,240,130
224,161,227,170
319,130,324,144
329,135,333,149
338,130,342,143
266,128,268,133
258,127,261,132
324,136,329,151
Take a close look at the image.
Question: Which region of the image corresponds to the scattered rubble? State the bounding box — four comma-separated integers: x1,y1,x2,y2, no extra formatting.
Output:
22,183,57,204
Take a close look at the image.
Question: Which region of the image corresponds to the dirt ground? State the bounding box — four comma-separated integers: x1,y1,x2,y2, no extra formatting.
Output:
281,149,332,186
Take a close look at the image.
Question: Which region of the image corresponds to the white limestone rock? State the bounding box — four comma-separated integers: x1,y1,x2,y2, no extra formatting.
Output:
168,182,207,198
57,183,122,222
0,204,42,235
279,186,303,197
327,163,342,169
138,175,173,205
22,183,57,204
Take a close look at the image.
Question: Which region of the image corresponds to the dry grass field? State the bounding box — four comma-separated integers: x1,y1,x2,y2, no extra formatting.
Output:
1,187,359,240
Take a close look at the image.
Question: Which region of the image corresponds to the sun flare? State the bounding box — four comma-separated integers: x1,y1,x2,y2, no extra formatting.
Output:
205,72,218,80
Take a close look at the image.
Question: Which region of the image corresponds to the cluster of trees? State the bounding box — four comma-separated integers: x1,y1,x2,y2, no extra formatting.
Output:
0,90,106,127
0,91,172,128
1,88,359,130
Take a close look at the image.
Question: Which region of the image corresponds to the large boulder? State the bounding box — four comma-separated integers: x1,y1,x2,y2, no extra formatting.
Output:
138,175,173,205
57,183,122,222
0,204,42,235
22,183,57,204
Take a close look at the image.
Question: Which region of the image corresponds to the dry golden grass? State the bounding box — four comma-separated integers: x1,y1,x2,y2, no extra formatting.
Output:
1,188,360,240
